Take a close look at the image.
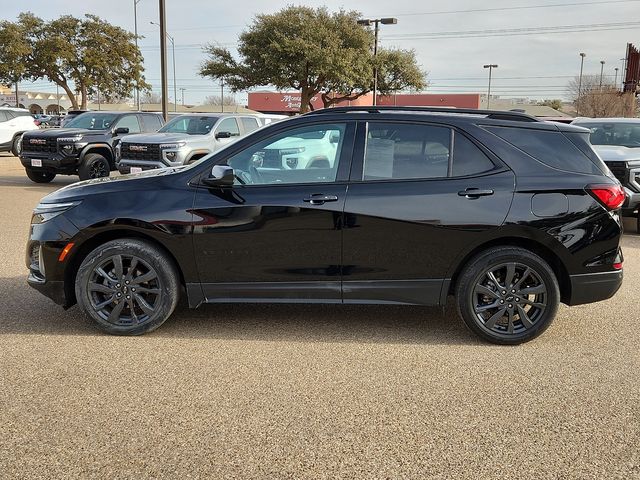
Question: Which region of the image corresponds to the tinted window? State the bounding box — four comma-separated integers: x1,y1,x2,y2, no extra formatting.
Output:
452,133,495,177
485,126,601,175
114,115,141,133
364,123,450,180
159,115,218,135
217,118,240,137
241,117,260,134
65,112,118,130
227,123,346,185
142,114,163,132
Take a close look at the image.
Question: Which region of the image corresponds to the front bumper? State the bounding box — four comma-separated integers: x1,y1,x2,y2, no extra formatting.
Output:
20,150,79,174
567,270,623,305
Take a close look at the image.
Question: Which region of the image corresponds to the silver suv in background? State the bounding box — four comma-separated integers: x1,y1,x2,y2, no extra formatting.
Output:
116,114,263,173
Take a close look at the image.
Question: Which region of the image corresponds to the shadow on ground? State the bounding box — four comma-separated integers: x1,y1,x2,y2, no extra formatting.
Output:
0,275,479,346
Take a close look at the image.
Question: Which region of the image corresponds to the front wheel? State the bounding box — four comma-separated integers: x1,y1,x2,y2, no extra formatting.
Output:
75,239,180,335
455,246,560,345
11,135,22,156
78,153,110,180
25,167,56,183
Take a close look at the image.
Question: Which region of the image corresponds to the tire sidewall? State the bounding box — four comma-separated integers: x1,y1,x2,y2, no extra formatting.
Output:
12,135,22,156
456,248,560,345
79,153,110,180
25,167,55,183
75,239,179,335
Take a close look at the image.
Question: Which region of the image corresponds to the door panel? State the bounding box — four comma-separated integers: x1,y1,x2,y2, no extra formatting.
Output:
192,184,346,301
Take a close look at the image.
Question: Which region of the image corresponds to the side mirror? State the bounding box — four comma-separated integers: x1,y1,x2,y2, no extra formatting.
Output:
215,131,232,139
115,127,130,135
203,165,235,187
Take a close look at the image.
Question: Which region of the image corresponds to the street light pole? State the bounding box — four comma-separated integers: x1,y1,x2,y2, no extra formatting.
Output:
577,52,586,116
151,21,176,113
180,87,185,106
357,17,397,106
614,67,619,90
599,60,605,90
134,0,142,110
483,64,498,109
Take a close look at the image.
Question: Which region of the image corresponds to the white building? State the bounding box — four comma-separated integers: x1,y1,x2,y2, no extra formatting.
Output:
0,86,76,114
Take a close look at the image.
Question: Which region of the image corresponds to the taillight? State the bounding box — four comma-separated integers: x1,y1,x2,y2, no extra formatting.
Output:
587,184,626,210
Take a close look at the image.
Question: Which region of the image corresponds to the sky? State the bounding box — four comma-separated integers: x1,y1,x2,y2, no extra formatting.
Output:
7,0,640,105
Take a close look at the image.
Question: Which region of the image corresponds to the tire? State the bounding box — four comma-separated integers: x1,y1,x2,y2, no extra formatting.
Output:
25,167,56,183
75,239,180,335
455,246,560,345
11,134,22,156
78,153,110,180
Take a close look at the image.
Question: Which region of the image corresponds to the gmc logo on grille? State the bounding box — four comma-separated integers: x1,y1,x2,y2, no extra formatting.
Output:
129,145,147,152
30,139,47,145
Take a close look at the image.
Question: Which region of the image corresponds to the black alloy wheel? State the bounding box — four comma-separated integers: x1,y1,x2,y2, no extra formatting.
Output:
76,239,180,335
456,247,560,344
78,153,111,180
25,167,56,183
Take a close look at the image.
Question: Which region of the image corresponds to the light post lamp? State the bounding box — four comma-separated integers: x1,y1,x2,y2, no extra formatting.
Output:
151,21,177,112
133,0,143,110
577,52,586,116
599,60,606,90
483,64,498,109
357,17,398,106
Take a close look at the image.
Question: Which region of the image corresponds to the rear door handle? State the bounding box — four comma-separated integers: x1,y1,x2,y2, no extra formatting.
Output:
304,194,339,205
458,188,494,198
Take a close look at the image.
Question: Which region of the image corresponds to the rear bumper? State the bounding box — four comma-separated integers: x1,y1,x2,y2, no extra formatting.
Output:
567,270,623,305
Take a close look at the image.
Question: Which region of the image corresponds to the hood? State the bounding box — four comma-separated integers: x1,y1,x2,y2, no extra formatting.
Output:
121,132,194,144
593,145,640,162
22,128,100,139
266,136,322,149
40,166,190,203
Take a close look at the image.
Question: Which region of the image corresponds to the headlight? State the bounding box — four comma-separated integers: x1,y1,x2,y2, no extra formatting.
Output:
58,135,83,143
61,144,75,155
160,142,186,149
32,201,82,224
165,151,177,161
280,147,305,155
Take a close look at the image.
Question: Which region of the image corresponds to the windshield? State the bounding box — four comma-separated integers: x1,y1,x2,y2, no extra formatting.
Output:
581,122,640,148
158,116,219,135
65,112,118,130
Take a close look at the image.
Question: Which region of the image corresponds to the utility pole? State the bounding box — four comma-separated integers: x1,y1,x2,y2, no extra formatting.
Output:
14,81,19,108
577,53,586,116
56,84,60,113
483,64,498,109
599,60,605,90
134,0,142,110
158,0,168,121
151,20,176,113
180,87,185,106
357,17,397,106
614,67,619,90
220,78,224,113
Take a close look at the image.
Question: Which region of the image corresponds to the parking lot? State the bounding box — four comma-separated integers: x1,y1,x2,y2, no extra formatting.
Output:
0,153,638,478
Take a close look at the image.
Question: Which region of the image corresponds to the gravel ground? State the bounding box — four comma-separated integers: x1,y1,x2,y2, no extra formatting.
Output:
0,154,638,479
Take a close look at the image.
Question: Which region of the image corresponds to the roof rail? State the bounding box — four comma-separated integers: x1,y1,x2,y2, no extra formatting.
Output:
305,105,540,122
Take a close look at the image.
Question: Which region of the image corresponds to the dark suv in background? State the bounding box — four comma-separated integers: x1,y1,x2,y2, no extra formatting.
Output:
26,107,624,344
19,111,164,183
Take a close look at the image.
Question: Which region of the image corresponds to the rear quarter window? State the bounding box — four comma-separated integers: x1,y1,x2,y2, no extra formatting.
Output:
484,125,602,175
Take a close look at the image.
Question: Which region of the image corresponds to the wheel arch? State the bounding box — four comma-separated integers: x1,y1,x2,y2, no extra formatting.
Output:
64,228,186,307
447,236,571,304
80,144,115,169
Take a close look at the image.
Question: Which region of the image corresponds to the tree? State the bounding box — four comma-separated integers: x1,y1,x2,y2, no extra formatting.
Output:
203,95,238,106
0,19,32,107
567,75,637,117
538,99,563,111
141,91,163,104
199,6,425,113
10,12,149,110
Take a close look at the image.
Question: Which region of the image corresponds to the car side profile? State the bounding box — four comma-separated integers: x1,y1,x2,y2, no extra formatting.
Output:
0,107,39,156
26,106,624,344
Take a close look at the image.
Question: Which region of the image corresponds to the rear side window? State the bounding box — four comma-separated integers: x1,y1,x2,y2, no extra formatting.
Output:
241,117,260,134
452,134,495,177
0,111,9,123
485,126,601,175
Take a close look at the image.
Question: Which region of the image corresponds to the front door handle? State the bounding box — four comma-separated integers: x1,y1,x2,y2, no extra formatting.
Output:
303,194,339,205
458,188,494,198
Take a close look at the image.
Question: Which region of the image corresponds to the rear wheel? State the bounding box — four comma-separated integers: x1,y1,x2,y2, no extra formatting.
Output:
25,167,56,183
455,246,560,345
78,153,110,180
75,239,180,335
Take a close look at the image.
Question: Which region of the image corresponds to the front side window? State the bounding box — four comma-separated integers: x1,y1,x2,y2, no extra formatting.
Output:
226,123,346,185
65,112,118,130
216,118,240,137
114,115,141,134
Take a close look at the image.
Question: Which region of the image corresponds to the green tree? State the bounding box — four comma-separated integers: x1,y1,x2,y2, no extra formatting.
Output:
0,19,33,106
10,12,148,110
200,6,426,113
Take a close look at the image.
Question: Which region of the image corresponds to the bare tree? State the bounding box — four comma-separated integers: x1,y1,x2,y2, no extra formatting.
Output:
141,91,162,104
203,94,237,106
568,74,637,117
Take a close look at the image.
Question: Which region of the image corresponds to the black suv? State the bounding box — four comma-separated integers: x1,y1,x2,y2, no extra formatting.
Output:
26,107,624,344
19,111,164,183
